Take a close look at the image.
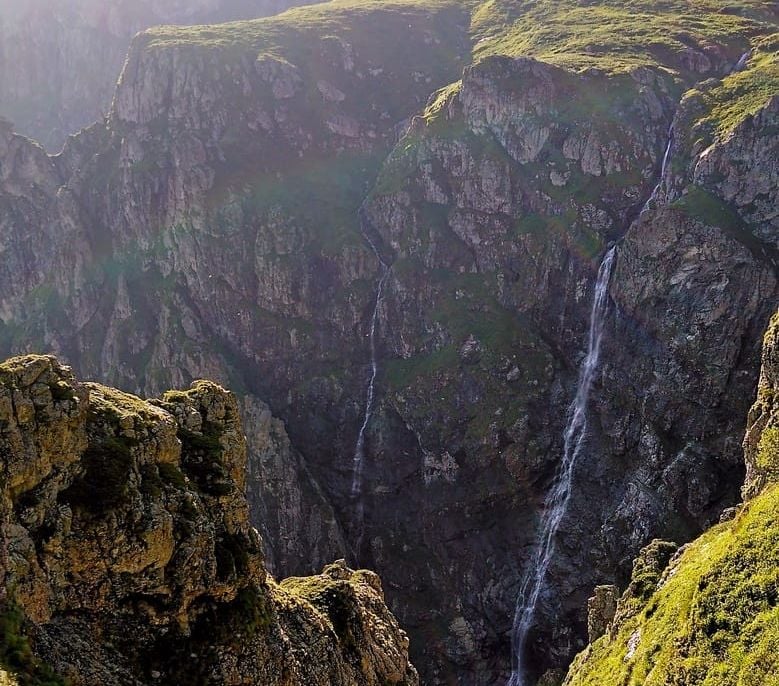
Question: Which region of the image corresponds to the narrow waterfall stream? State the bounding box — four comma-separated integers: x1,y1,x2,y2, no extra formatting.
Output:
351,230,390,554
734,51,750,71
508,124,676,685
640,125,674,215
508,246,617,686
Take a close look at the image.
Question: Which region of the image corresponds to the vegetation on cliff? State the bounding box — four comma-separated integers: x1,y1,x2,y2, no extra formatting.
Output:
0,0,777,684
564,308,779,686
564,484,779,686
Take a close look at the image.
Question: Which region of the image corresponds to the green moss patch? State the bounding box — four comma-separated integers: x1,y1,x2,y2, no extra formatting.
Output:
688,38,779,142
471,0,769,74
281,574,362,652
0,605,65,686
565,484,779,686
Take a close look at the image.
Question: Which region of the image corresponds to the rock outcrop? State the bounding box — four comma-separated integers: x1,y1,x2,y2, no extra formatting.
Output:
0,0,327,151
743,311,779,497
0,354,417,685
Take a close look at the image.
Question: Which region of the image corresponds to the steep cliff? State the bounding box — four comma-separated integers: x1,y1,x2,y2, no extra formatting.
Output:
0,0,777,683
359,17,778,684
563,311,779,686
0,0,327,151
0,354,417,685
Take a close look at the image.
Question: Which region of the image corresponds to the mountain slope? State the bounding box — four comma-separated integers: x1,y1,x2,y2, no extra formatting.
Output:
563,309,779,686
0,0,329,151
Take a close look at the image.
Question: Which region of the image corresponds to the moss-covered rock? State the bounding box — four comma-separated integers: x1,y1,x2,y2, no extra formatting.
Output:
0,355,417,686
744,311,779,497
564,484,779,686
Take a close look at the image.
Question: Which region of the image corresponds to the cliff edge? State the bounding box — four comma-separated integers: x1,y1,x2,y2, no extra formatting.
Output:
0,354,417,686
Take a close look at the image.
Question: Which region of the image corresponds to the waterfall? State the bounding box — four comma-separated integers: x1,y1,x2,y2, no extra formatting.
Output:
734,51,750,72
640,125,674,215
350,228,390,553
508,246,617,686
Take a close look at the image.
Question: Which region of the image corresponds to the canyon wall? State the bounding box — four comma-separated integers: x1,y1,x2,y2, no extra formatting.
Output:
0,354,416,685
0,0,327,150
0,0,776,682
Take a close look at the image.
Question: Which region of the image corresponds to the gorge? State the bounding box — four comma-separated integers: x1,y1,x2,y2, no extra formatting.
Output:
0,0,777,684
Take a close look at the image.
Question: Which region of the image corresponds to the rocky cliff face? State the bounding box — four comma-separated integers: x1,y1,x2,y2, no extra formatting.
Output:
0,0,327,151
0,354,417,685
743,311,779,497
0,1,776,683
357,29,778,683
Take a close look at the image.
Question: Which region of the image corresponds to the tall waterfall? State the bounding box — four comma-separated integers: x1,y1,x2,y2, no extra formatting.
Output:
351,229,390,553
508,246,617,686
640,125,674,215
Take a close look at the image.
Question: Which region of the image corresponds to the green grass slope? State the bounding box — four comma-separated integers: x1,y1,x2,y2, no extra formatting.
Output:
471,0,774,72
683,34,779,143
564,483,779,686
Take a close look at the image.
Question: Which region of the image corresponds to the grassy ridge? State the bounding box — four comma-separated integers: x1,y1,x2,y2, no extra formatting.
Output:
686,35,779,140
565,484,779,686
471,0,774,72
140,0,777,75
143,0,476,58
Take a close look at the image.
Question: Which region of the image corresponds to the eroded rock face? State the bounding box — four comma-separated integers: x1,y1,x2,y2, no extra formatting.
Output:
743,311,779,498
563,314,779,685
0,0,327,151
353,47,778,682
243,394,347,576
0,354,417,686
586,586,618,643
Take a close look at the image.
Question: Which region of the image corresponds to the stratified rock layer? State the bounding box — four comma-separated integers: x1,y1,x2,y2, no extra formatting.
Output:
0,354,417,686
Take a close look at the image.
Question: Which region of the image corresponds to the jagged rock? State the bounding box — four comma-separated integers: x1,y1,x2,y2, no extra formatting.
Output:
459,335,482,364
243,395,347,576
610,540,678,632
586,586,618,643
0,0,327,151
743,311,779,497
0,354,417,686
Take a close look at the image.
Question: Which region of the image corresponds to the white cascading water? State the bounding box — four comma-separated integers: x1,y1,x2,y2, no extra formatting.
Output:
508,122,676,685
508,245,617,686
640,125,674,215
350,230,390,551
